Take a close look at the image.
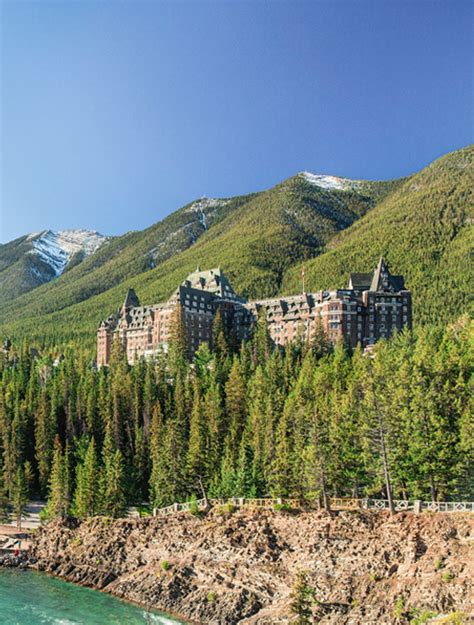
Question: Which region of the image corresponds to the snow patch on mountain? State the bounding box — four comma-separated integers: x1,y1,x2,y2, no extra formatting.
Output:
26,231,43,241
186,197,229,212
29,229,107,277
185,197,230,231
299,172,363,191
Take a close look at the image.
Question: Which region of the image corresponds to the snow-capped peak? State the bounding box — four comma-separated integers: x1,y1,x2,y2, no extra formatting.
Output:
299,172,362,191
29,229,107,276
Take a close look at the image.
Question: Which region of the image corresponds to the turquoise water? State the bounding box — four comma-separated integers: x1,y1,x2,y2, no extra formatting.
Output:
0,569,185,625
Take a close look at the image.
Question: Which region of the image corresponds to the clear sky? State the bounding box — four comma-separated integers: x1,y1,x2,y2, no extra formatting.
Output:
1,0,472,243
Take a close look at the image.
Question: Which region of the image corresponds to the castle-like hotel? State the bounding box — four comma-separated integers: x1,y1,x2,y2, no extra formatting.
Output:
97,258,412,366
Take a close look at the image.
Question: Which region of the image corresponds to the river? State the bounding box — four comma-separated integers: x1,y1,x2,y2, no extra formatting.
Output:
0,569,186,624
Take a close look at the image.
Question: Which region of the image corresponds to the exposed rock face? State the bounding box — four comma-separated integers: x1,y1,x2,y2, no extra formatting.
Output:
30,510,473,624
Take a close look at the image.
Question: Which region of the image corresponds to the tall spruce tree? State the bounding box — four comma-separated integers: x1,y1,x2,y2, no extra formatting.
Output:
73,437,99,518
46,437,71,519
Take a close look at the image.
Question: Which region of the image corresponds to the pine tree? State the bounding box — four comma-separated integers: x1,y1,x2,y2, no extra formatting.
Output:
218,440,236,497
73,437,99,518
302,358,334,510
203,382,223,482
253,308,272,365
0,394,16,499
102,449,126,518
35,390,53,494
142,362,156,440
187,384,208,491
149,401,164,507
290,570,316,625
225,357,247,461
212,309,229,362
235,434,255,497
194,342,214,391
361,347,397,514
269,407,293,497
46,437,71,519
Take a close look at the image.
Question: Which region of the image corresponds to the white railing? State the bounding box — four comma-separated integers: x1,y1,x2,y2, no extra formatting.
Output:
152,497,473,517
421,501,474,513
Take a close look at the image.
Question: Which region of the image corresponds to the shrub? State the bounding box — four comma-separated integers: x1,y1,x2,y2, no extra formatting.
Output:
273,502,292,512
409,608,438,624
437,613,466,624
137,505,151,517
217,502,235,515
434,557,445,570
441,571,455,583
393,597,405,620
189,495,201,517
290,570,317,625
206,591,217,603
161,560,171,571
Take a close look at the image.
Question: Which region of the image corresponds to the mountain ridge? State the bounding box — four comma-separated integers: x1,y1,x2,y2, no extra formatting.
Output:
0,145,471,345
0,229,108,301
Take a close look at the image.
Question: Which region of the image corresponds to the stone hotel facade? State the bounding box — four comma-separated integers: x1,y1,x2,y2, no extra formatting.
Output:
97,258,412,366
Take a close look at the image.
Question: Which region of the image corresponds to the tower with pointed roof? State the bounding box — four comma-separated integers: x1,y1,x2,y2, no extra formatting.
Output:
122,288,140,311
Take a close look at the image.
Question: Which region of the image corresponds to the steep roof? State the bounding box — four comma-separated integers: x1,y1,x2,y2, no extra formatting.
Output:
123,288,140,309
348,272,372,290
177,267,245,302
369,257,405,292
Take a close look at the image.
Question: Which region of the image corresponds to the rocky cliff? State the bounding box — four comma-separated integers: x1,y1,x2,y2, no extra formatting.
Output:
31,509,473,624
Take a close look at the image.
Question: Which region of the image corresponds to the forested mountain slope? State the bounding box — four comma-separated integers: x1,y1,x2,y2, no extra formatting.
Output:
0,145,471,345
0,174,397,344
282,145,474,325
0,195,250,313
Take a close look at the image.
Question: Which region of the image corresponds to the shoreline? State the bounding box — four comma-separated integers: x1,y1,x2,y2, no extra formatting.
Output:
31,567,194,625
0,567,192,624
0,525,190,623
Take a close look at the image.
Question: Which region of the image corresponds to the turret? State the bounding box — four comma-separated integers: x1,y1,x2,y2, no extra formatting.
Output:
122,288,140,313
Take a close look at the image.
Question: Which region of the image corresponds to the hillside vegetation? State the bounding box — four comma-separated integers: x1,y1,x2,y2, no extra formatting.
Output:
284,145,474,325
0,176,397,345
0,144,471,345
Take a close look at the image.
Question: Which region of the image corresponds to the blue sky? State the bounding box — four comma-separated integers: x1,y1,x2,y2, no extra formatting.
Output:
1,0,472,242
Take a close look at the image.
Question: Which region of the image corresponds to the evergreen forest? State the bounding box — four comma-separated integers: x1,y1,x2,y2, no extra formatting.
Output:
0,309,471,522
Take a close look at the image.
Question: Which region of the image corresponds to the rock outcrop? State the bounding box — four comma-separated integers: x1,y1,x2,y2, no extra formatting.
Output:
30,509,473,624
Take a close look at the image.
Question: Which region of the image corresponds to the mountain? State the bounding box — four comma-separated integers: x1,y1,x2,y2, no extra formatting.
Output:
0,144,471,345
0,229,107,300
282,144,474,326
0,175,397,344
